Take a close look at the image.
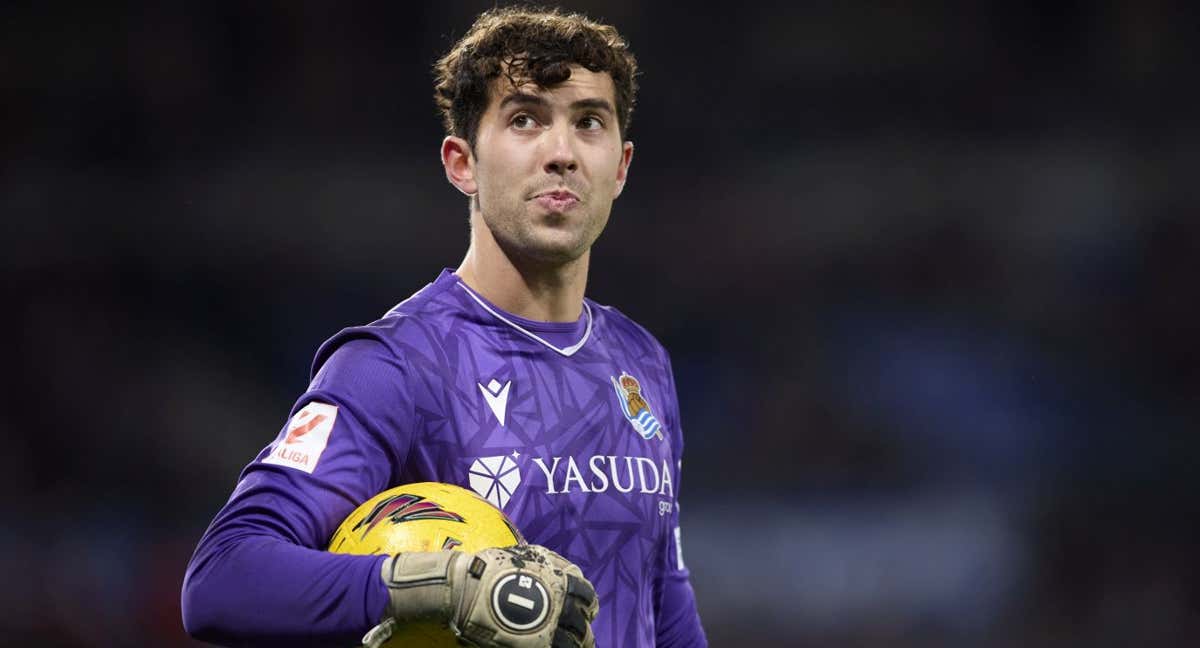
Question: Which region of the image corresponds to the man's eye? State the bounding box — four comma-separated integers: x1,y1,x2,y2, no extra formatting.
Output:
578,116,604,130
511,114,539,130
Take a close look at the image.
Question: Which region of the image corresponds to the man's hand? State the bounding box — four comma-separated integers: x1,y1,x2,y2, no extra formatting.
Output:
363,544,599,648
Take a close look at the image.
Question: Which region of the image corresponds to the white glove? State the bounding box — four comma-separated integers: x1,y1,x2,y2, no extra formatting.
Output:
364,544,599,648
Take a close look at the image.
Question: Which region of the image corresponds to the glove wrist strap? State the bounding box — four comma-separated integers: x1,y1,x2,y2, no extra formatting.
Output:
380,552,465,626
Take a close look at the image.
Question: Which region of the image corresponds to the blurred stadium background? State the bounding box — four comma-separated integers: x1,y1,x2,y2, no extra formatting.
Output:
4,1,1199,645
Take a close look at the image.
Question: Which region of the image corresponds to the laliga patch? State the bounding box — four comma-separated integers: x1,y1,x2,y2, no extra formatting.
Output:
263,402,338,474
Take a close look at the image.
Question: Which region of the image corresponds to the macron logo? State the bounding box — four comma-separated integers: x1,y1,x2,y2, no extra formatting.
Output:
478,378,512,426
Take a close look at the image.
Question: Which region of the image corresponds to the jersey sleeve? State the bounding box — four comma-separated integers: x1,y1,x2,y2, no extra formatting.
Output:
653,350,709,648
182,331,414,646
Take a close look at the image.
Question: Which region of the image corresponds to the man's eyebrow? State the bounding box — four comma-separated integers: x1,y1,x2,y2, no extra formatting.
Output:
570,98,615,115
498,93,615,115
498,92,548,111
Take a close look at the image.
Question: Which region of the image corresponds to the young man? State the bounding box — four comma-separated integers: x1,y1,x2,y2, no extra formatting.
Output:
182,7,706,648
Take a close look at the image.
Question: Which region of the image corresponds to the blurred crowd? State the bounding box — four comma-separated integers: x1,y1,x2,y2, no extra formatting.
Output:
4,2,1198,646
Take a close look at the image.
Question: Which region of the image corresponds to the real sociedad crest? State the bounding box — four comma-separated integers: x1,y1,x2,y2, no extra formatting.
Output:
610,371,664,440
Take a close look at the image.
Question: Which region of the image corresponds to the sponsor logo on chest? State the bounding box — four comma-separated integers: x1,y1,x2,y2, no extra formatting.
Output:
533,455,674,496
468,453,674,508
465,456,676,516
465,369,673,509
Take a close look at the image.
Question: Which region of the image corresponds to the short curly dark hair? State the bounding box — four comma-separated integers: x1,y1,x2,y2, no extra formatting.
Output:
433,6,639,147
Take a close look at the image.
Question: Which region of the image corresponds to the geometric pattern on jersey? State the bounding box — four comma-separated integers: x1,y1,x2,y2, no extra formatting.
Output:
346,270,685,648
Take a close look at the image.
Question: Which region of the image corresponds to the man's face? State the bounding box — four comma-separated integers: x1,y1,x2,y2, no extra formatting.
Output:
469,66,633,266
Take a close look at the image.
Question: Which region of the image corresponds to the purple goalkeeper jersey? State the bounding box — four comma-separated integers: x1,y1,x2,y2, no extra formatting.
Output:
182,270,706,648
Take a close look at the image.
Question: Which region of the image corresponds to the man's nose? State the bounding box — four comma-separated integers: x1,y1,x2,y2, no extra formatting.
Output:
543,126,578,175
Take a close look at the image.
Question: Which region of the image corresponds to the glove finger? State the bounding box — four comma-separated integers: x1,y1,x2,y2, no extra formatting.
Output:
557,597,589,638
552,627,576,648
565,574,598,620
526,546,599,610
553,625,596,648
578,622,597,648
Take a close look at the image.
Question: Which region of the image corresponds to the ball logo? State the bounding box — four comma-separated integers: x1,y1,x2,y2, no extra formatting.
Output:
491,572,549,632
350,493,464,540
468,455,522,509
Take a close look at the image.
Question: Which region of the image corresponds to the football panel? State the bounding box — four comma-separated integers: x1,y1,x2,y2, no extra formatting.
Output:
327,482,523,554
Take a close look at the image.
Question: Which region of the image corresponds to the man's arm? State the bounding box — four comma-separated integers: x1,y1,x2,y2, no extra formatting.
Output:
653,503,706,648
182,336,412,646
653,353,708,648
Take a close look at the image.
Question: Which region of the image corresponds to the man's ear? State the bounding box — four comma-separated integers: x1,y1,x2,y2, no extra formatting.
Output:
442,136,477,196
613,140,634,198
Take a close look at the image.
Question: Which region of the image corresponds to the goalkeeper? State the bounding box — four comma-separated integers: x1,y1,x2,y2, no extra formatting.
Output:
182,6,706,647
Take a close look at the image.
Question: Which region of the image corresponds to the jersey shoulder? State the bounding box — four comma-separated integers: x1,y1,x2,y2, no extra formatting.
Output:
588,299,671,362
311,273,465,379
588,299,686,449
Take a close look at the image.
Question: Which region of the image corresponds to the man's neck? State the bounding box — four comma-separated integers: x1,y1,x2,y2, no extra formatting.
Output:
455,217,590,323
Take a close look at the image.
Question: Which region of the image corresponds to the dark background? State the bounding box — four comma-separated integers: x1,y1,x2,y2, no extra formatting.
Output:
4,1,1199,645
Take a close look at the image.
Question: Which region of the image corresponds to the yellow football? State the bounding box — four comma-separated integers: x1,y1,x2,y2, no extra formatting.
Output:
328,482,525,647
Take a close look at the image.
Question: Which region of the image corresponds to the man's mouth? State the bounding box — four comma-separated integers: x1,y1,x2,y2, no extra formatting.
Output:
533,189,580,213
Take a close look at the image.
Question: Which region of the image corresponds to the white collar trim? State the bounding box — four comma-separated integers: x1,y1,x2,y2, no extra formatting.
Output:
457,283,593,357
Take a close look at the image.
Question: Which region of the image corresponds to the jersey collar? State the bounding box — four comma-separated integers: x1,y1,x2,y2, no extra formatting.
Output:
456,282,593,357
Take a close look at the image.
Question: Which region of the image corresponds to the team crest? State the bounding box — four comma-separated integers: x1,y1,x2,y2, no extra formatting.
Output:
610,371,664,440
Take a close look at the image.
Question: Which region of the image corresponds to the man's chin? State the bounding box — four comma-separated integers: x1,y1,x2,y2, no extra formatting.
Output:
508,235,590,267
525,245,587,266
487,216,599,268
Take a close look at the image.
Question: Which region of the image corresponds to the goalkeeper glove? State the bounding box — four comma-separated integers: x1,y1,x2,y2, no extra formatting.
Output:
363,544,599,648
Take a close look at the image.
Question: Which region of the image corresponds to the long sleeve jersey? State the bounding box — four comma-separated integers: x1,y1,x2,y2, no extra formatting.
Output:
182,269,707,647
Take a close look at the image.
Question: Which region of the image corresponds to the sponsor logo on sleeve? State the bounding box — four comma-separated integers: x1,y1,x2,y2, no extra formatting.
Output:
263,402,337,474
